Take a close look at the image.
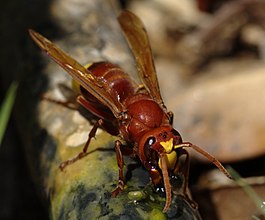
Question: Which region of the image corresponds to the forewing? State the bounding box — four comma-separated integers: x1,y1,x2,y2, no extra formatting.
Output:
29,29,124,117
118,10,164,106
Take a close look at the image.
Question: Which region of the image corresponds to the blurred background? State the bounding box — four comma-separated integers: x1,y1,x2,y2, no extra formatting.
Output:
1,0,265,219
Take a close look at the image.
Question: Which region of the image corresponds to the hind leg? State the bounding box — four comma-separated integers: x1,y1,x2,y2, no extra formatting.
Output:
59,119,103,170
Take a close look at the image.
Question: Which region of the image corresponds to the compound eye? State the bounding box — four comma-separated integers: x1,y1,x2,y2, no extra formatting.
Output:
171,129,180,137
144,136,156,158
171,129,182,143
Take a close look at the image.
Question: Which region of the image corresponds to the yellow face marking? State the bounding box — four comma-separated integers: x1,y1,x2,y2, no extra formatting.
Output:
160,138,173,153
159,138,177,170
158,151,177,170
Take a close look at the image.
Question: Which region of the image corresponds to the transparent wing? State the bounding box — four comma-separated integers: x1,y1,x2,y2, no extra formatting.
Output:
118,10,164,106
29,29,124,118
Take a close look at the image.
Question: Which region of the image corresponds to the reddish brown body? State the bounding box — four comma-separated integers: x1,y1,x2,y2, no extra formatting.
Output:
83,62,169,142
29,10,231,213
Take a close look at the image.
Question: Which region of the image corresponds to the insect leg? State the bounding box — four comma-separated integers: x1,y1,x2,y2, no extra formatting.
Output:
174,148,197,203
42,84,79,110
42,94,79,110
173,149,198,207
111,140,125,197
172,149,189,193
178,149,190,195
59,119,103,170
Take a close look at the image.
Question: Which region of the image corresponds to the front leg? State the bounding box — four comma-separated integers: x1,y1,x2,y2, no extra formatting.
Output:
172,148,197,208
111,140,125,197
